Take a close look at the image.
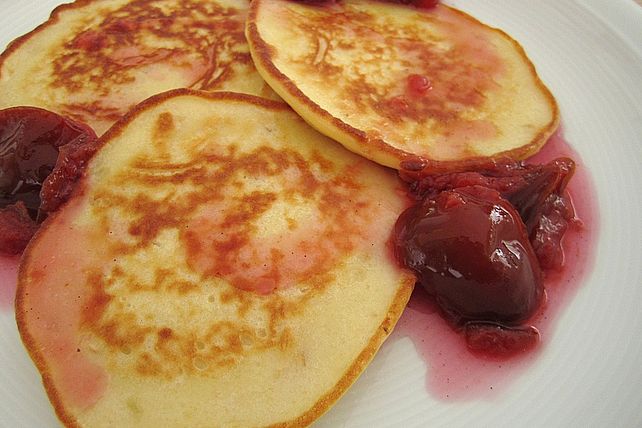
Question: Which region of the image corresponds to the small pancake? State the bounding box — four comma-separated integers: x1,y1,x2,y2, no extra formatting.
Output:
0,0,279,135
16,90,414,427
247,0,559,170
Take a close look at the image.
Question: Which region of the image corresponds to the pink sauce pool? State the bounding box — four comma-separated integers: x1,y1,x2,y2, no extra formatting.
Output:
391,129,598,400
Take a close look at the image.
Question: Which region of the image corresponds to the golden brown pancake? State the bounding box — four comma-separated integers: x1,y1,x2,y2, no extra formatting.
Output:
16,90,415,427
0,0,279,135
247,0,559,170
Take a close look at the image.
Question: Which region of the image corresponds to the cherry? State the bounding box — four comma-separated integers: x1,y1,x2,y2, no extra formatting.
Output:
394,185,543,325
0,107,98,254
465,322,540,358
0,202,38,255
399,157,577,270
411,0,439,9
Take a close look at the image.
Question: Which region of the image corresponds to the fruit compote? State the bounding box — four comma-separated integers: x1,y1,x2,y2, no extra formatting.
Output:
391,131,596,398
394,155,576,355
0,107,98,256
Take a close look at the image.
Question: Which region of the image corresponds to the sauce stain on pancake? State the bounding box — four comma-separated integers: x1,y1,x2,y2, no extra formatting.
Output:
0,0,279,134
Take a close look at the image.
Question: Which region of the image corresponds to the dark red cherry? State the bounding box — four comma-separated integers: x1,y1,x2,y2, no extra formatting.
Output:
394,185,543,325
0,106,97,219
411,0,440,10
0,106,98,254
465,322,540,358
399,157,577,270
0,202,39,255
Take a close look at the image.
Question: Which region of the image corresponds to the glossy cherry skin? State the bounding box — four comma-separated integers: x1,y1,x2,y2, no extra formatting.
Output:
0,106,97,219
0,106,97,254
394,185,543,325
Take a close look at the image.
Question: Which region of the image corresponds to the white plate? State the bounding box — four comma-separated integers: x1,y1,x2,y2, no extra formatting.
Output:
1,1,641,427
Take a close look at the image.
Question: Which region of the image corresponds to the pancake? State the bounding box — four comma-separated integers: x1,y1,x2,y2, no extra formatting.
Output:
15,90,415,427
246,0,559,170
0,0,279,135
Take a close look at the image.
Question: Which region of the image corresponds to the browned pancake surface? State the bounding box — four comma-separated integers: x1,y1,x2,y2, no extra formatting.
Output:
247,0,559,169
0,0,279,134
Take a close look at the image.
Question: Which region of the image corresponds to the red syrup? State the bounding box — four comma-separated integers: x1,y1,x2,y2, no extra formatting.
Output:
390,128,598,400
